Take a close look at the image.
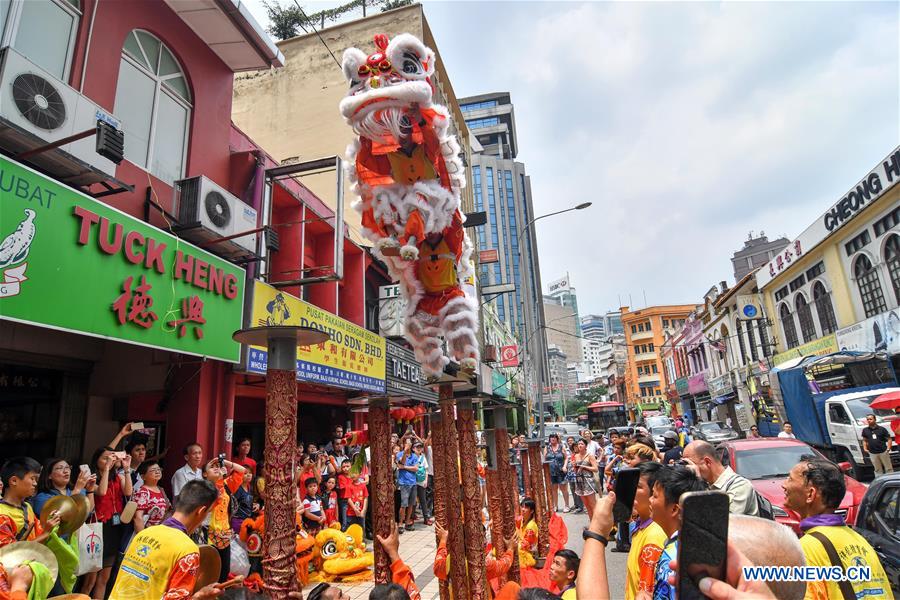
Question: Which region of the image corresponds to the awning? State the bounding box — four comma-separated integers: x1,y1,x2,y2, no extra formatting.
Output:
163,0,285,71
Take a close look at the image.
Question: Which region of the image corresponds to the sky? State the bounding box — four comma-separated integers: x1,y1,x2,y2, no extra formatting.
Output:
243,0,900,316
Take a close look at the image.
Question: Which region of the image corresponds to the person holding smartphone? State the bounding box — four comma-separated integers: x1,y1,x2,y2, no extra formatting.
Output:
85,447,133,599
648,465,706,600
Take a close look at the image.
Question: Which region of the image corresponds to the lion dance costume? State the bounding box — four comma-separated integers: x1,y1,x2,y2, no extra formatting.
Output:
340,33,479,377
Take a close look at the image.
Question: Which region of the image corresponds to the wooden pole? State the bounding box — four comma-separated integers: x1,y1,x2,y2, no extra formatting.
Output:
458,399,487,600
493,418,519,584
438,385,468,599
430,411,451,600
527,441,550,558
261,369,298,599
369,399,392,584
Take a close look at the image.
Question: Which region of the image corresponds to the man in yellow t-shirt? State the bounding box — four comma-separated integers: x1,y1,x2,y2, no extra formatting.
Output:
783,458,894,600
626,462,667,600
548,549,579,599
110,480,221,600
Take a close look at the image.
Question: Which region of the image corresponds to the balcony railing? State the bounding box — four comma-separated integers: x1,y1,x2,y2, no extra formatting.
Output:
631,330,654,341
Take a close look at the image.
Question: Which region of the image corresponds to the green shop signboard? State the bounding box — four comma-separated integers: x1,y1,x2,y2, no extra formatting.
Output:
0,157,245,362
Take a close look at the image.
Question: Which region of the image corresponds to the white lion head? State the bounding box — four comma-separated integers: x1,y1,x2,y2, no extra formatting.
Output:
339,33,437,139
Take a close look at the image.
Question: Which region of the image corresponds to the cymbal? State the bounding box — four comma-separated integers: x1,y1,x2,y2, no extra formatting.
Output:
40,495,85,537
195,545,221,590
70,493,89,526
0,541,58,582
48,595,91,600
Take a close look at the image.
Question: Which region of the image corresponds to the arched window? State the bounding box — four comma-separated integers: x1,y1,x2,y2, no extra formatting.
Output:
854,255,887,318
795,294,816,343
758,318,772,358
780,303,799,349
813,282,837,335
746,315,759,361
884,235,900,303
114,30,191,184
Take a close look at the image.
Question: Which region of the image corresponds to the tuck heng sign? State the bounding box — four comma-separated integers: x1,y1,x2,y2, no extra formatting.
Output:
0,156,245,362
757,146,900,289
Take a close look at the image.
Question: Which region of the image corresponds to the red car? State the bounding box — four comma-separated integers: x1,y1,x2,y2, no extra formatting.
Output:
719,438,868,535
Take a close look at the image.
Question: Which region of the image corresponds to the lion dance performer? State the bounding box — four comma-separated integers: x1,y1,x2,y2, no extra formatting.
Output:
340,33,479,377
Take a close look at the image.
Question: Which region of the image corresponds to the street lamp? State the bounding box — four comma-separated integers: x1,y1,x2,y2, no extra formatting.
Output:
516,202,592,441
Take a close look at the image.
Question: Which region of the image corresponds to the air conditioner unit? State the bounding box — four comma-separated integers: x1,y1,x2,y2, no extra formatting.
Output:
175,175,258,260
0,47,120,179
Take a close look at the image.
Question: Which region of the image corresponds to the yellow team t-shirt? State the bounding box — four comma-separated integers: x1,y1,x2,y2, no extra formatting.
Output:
626,520,667,600
110,523,200,599
800,525,894,600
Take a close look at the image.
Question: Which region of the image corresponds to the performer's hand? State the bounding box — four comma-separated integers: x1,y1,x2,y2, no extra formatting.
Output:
435,522,449,545
191,583,224,599
376,522,402,563
8,565,33,592
46,509,62,529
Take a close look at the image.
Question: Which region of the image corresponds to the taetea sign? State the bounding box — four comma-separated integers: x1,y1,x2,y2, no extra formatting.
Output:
0,156,245,362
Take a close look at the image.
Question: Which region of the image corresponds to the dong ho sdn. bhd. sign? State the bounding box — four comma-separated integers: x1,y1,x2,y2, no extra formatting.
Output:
0,156,245,362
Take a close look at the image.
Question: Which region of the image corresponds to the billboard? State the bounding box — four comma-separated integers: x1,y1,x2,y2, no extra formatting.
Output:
0,156,245,362
500,344,519,367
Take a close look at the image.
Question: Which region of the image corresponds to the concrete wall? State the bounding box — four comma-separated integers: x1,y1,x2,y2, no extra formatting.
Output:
232,4,473,246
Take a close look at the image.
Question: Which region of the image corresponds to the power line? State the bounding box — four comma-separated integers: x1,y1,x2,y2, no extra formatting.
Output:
292,0,342,70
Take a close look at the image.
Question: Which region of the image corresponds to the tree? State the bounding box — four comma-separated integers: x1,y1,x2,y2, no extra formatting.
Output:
263,0,413,40
569,386,608,417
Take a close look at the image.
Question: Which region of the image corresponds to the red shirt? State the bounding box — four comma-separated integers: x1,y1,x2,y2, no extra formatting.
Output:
95,474,125,523
337,474,353,499
346,483,368,517
322,490,338,525
134,486,170,527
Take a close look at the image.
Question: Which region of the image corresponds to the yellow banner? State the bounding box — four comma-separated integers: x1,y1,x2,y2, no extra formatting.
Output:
772,333,838,367
246,281,386,393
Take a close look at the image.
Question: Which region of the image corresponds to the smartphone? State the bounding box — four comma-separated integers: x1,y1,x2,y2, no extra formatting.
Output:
113,451,127,460
79,464,90,475
678,491,729,600
612,467,640,523
132,422,144,430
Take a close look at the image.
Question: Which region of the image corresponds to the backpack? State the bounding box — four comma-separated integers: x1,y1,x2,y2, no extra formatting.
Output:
722,472,774,520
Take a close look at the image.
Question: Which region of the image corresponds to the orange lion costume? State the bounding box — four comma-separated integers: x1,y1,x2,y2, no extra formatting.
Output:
340,34,479,377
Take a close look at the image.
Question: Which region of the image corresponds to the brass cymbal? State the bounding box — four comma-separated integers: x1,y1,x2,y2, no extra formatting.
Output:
70,493,89,526
40,495,84,537
195,545,221,590
48,595,91,600
0,541,58,582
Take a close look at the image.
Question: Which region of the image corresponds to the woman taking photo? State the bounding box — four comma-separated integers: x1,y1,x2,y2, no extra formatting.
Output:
563,436,584,513
34,458,95,519
82,447,133,599
544,434,571,513
571,438,599,518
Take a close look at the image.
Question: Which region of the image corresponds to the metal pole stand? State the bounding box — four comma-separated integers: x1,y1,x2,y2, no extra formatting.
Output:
232,326,328,600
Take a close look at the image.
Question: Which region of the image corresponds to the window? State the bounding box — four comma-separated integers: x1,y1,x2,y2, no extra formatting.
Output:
854,255,887,318
795,294,816,343
3,0,80,80
631,325,637,334
874,207,900,237
775,286,789,302
460,99,497,112
757,319,772,358
780,303,799,349
663,319,670,328
114,30,191,184
789,275,806,292
735,320,747,364
746,317,759,361
813,282,837,335
871,486,899,533
845,230,871,257
465,117,500,129
805,261,825,281
648,343,654,351
828,404,851,425
884,235,900,303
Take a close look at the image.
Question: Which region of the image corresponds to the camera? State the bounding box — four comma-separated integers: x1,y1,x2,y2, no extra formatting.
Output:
218,453,226,467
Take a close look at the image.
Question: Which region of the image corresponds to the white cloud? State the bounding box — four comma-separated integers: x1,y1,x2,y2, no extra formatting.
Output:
245,0,899,314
